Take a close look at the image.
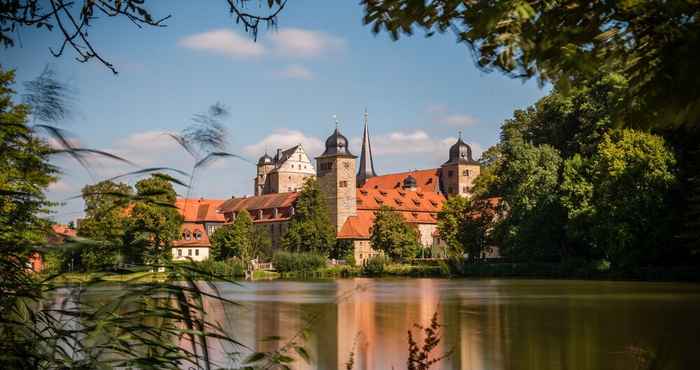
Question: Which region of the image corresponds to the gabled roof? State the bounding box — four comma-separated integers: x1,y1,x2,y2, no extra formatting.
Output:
218,192,299,213
360,168,442,193
51,224,77,238
173,222,210,247
338,209,439,239
176,198,226,223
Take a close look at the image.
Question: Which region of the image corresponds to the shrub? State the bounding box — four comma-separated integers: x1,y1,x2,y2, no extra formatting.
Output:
194,258,246,278
362,255,389,276
272,251,327,273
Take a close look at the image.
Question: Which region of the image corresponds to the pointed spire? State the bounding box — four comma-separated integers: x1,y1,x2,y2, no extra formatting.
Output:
357,108,377,186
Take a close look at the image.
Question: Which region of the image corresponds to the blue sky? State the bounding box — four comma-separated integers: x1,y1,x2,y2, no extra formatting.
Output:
3,1,548,223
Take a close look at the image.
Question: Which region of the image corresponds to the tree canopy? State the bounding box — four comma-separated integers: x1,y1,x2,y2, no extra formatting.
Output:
210,209,262,261
127,174,182,264
281,178,336,255
363,0,700,129
437,196,496,262
370,205,421,261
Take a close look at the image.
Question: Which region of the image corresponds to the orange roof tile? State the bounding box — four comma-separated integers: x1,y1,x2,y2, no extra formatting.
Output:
361,168,441,193
51,224,77,237
356,188,445,213
218,192,299,214
176,198,226,222
173,223,210,247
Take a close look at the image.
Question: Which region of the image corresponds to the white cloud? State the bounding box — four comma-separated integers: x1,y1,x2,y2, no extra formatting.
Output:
178,29,265,58
427,104,478,127
275,64,314,80
269,28,345,58
47,179,72,193
243,129,324,158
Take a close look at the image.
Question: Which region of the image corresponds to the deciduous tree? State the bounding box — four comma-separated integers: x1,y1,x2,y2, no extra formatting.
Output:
370,205,420,261
281,178,336,255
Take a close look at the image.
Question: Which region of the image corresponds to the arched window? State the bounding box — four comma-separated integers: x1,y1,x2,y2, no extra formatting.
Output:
462,169,470,176
194,231,202,240
183,230,192,240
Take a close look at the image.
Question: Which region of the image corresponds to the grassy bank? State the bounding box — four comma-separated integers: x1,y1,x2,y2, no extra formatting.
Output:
48,271,170,284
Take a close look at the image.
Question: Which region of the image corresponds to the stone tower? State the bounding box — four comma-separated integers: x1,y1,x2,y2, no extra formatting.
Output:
254,152,274,196
440,132,481,197
316,124,357,231
356,109,377,187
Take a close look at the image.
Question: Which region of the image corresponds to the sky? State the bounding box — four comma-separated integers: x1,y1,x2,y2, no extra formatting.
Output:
3,1,549,223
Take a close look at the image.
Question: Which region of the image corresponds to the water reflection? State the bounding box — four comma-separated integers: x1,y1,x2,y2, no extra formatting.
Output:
64,278,700,370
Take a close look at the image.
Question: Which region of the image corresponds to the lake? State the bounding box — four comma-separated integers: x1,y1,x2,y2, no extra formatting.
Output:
187,278,700,370
65,278,700,369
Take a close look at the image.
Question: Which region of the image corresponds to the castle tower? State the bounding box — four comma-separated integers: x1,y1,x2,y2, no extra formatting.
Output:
440,132,481,197
316,120,357,231
254,152,275,196
356,109,377,187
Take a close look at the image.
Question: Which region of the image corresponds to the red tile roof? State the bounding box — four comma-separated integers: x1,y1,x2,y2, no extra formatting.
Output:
51,224,77,237
218,192,299,214
360,169,441,193
176,198,226,222
356,187,445,213
173,223,210,247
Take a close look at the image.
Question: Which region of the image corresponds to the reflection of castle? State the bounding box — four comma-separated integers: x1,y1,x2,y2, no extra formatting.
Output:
173,113,481,263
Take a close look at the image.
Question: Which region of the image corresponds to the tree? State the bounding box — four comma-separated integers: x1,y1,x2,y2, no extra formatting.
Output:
210,209,258,261
561,129,678,269
127,174,182,265
437,196,496,262
77,180,133,268
281,179,336,255
363,0,700,130
0,69,57,252
370,205,421,261
1,1,286,74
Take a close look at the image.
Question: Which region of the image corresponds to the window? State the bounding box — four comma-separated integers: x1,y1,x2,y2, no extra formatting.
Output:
178,249,182,257
188,249,192,256
299,154,302,161
448,170,454,177
291,164,294,168
195,249,199,256
288,176,292,180
194,231,202,240
462,186,469,193
448,186,454,193
183,230,192,240
288,187,292,192
463,169,470,176
320,162,332,171
339,181,348,188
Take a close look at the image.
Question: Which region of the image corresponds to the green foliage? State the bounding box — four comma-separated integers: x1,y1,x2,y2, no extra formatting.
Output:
193,258,246,278
126,174,182,265
561,129,677,268
363,1,700,129
211,209,256,261
77,180,133,269
271,251,327,273
370,205,421,261
437,196,497,261
361,255,388,276
281,178,336,255
0,68,56,253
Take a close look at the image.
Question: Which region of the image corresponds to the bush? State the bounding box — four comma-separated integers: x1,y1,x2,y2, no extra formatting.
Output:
194,258,246,278
362,255,389,276
272,251,327,273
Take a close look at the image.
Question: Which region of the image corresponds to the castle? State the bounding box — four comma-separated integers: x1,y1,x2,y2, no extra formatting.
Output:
172,113,481,264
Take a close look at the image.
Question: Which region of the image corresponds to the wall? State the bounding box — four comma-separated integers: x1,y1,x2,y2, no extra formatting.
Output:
172,247,210,262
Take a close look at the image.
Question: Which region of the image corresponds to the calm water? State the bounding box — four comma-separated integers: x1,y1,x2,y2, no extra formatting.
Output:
72,278,700,369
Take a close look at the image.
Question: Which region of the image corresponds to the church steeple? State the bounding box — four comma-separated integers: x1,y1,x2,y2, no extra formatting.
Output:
357,108,377,186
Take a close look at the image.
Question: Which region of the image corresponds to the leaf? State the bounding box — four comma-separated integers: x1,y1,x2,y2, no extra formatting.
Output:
295,346,311,363
244,352,267,364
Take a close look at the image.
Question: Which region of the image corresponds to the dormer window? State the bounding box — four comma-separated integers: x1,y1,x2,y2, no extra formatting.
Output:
395,198,403,205
183,230,192,240
194,231,202,240
430,200,438,207
360,189,368,195
398,190,406,197
379,190,388,196
412,199,421,206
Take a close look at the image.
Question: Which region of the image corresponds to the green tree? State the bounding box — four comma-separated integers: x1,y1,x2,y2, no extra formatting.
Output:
0,68,57,252
363,0,699,130
281,178,336,255
370,205,421,261
561,129,677,269
437,196,496,262
211,209,256,261
127,174,182,265
77,180,133,269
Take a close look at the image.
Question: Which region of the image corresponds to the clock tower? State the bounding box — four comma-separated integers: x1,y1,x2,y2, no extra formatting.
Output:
316,123,357,231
